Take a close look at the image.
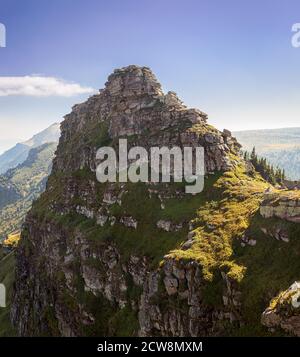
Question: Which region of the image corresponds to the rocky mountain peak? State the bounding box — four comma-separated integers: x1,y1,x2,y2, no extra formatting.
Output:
8,66,300,339
104,65,163,99
56,66,239,174
11,66,246,337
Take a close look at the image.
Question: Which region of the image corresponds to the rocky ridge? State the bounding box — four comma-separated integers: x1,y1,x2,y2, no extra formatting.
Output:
260,191,300,223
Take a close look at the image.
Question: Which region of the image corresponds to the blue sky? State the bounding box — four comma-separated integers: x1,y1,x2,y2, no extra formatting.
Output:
1,0,300,153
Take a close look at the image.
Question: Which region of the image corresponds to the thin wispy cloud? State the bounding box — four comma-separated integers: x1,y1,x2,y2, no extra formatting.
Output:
0,76,95,97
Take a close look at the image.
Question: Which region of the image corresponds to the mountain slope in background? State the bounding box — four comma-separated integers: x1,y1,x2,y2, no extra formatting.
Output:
0,142,57,241
0,123,61,175
234,127,300,180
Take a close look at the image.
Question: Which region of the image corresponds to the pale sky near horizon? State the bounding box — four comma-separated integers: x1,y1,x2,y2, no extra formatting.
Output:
1,0,300,154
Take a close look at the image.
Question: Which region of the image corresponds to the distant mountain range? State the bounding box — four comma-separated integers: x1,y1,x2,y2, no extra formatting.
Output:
234,127,300,180
0,142,57,240
0,123,60,174
0,123,61,241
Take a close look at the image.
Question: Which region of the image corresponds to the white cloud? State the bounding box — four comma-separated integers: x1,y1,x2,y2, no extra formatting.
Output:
0,75,95,97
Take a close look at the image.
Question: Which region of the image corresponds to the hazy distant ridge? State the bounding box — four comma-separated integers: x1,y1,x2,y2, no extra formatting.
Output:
0,123,60,174
234,127,300,180
0,142,57,240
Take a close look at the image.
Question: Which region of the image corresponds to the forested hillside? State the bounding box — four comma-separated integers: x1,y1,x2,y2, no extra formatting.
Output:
0,142,57,241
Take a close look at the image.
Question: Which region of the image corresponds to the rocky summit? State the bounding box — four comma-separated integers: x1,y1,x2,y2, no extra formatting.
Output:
11,66,300,337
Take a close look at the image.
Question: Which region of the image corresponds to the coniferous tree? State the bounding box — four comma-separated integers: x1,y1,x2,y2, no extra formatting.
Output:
243,147,285,185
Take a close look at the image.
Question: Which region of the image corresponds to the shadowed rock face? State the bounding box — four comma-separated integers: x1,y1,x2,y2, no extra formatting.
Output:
11,65,244,337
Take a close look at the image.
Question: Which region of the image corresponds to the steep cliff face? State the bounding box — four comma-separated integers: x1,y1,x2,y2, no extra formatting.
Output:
11,66,300,337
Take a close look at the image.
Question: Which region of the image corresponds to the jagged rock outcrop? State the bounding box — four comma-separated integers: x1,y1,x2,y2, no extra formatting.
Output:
14,65,300,337
260,191,300,223
262,282,300,336
139,258,242,337
54,65,239,174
